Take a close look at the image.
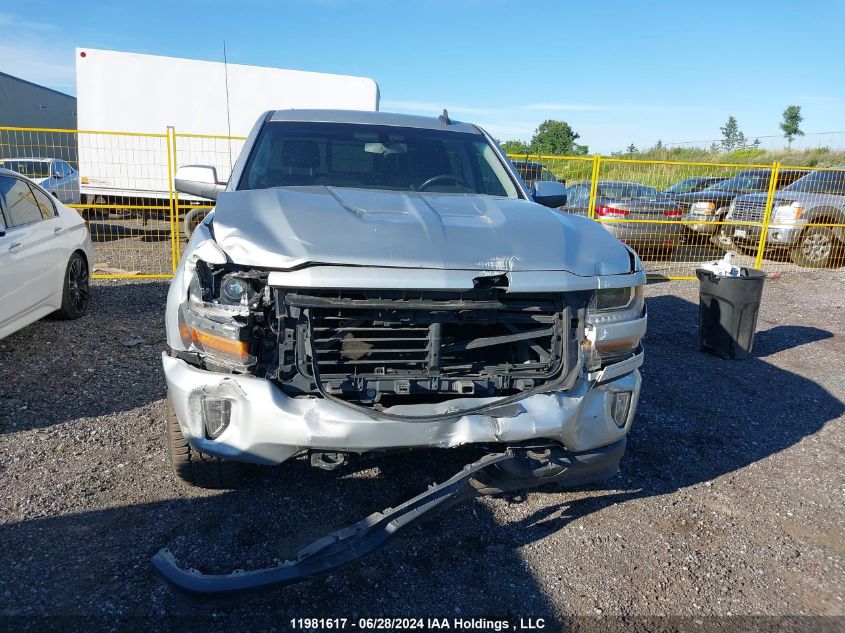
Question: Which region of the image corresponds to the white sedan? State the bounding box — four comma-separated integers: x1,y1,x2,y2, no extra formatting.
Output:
0,167,94,340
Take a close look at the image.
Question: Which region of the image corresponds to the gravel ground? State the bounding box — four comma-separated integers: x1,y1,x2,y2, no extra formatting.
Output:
0,274,843,630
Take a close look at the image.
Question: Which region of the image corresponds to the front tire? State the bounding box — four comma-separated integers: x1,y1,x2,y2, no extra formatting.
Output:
789,224,836,268
166,395,242,489
54,252,90,319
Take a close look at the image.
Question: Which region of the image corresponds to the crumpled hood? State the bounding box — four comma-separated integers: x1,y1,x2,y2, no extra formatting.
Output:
210,186,632,276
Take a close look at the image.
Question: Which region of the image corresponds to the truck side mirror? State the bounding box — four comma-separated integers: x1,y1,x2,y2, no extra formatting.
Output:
532,180,567,208
174,165,227,200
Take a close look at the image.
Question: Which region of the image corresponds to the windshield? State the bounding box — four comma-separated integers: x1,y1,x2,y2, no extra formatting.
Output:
597,183,660,199
238,122,519,198
709,171,770,193
664,179,693,194
665,178,720,194
1,160,49,179
784,170,845,194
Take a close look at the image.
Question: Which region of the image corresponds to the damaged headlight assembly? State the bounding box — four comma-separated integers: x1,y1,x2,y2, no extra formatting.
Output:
582,285,645,371
177,266,263,372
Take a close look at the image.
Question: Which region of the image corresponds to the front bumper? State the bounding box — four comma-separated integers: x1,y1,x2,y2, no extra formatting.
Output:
683,213,720,235
729,222,804,247
163,351,642,466
600,220,682,245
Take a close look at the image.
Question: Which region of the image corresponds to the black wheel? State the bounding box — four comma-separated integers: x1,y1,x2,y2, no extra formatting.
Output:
54,252,90,319
790,224,836,268
166,395,242,489
183,207,209,240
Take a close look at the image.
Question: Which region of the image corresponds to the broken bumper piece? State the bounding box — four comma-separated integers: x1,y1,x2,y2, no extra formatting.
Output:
152,439,625,605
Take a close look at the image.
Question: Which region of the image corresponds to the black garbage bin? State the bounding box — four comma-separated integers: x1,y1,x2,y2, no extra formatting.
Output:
695,267,767,359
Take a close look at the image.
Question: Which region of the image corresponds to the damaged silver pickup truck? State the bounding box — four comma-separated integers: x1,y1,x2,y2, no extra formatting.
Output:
155,109,646,602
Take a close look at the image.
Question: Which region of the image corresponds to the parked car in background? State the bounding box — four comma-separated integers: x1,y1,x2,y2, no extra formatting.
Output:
677,168,809,241
663,176,727,195
0,158,81,205
0,168,93,340
724,170,845,268
563,180,683,255
511,160,560,187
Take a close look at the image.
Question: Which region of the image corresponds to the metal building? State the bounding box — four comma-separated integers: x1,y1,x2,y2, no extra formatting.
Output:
0,71,77,163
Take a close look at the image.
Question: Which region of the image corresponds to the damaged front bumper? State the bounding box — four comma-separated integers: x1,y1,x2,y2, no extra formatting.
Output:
163,350,642,466
153,438,627,605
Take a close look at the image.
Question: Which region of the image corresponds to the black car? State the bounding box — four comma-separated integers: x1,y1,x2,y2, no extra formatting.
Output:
677,168,809,239
562,181,683,253
663,176,728,195
511,160,559,186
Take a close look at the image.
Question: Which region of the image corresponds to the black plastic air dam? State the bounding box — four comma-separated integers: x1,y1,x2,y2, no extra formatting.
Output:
152,439,626,606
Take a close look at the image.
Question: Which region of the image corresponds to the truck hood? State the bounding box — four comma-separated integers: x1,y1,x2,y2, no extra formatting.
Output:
210,186,633,276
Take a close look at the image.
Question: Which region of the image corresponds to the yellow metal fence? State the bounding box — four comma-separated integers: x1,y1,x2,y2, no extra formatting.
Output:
1,126,843,280
509,153,845,278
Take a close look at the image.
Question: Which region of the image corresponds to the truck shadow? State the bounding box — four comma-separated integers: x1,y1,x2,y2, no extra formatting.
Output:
0,294,841,624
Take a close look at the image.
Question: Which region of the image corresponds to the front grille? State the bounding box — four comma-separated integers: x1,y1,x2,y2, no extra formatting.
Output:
311,317,430,374
273,288,587,401
731,199,766,222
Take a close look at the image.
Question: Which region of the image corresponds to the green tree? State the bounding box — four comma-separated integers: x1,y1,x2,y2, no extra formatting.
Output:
652,139,664,151
780,105,804,148
626,144,638,154
529,120,580,155
720,116,746,151
500,139,530,154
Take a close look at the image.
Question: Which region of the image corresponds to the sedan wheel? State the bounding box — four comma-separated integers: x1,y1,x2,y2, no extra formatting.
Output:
55,252,90,319
789,225,835,268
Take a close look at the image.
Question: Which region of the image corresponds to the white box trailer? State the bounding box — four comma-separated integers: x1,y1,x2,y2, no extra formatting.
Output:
75,48,379,205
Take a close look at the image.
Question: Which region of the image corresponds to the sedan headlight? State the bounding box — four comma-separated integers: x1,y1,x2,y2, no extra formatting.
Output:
773,201,804,223
178,271,260,370
583,286,646,370
690,201,716,214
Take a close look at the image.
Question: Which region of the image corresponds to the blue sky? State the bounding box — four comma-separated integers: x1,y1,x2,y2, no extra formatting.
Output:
3,0,844,152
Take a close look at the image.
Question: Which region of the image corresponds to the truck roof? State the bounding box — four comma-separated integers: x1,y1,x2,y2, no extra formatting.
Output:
268,109,481,134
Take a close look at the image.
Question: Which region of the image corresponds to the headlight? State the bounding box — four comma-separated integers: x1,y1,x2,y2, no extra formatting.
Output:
583,285,646,370
691,201,716,214
220,273,257,305
773,201,804,223
178,271,259,370
587,286,644,324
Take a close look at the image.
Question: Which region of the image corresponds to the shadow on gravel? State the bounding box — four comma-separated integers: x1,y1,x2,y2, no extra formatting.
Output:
752,325,834,357
0,446,559,624
0,281,168,434
1,294,842,624
503,295,843,544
